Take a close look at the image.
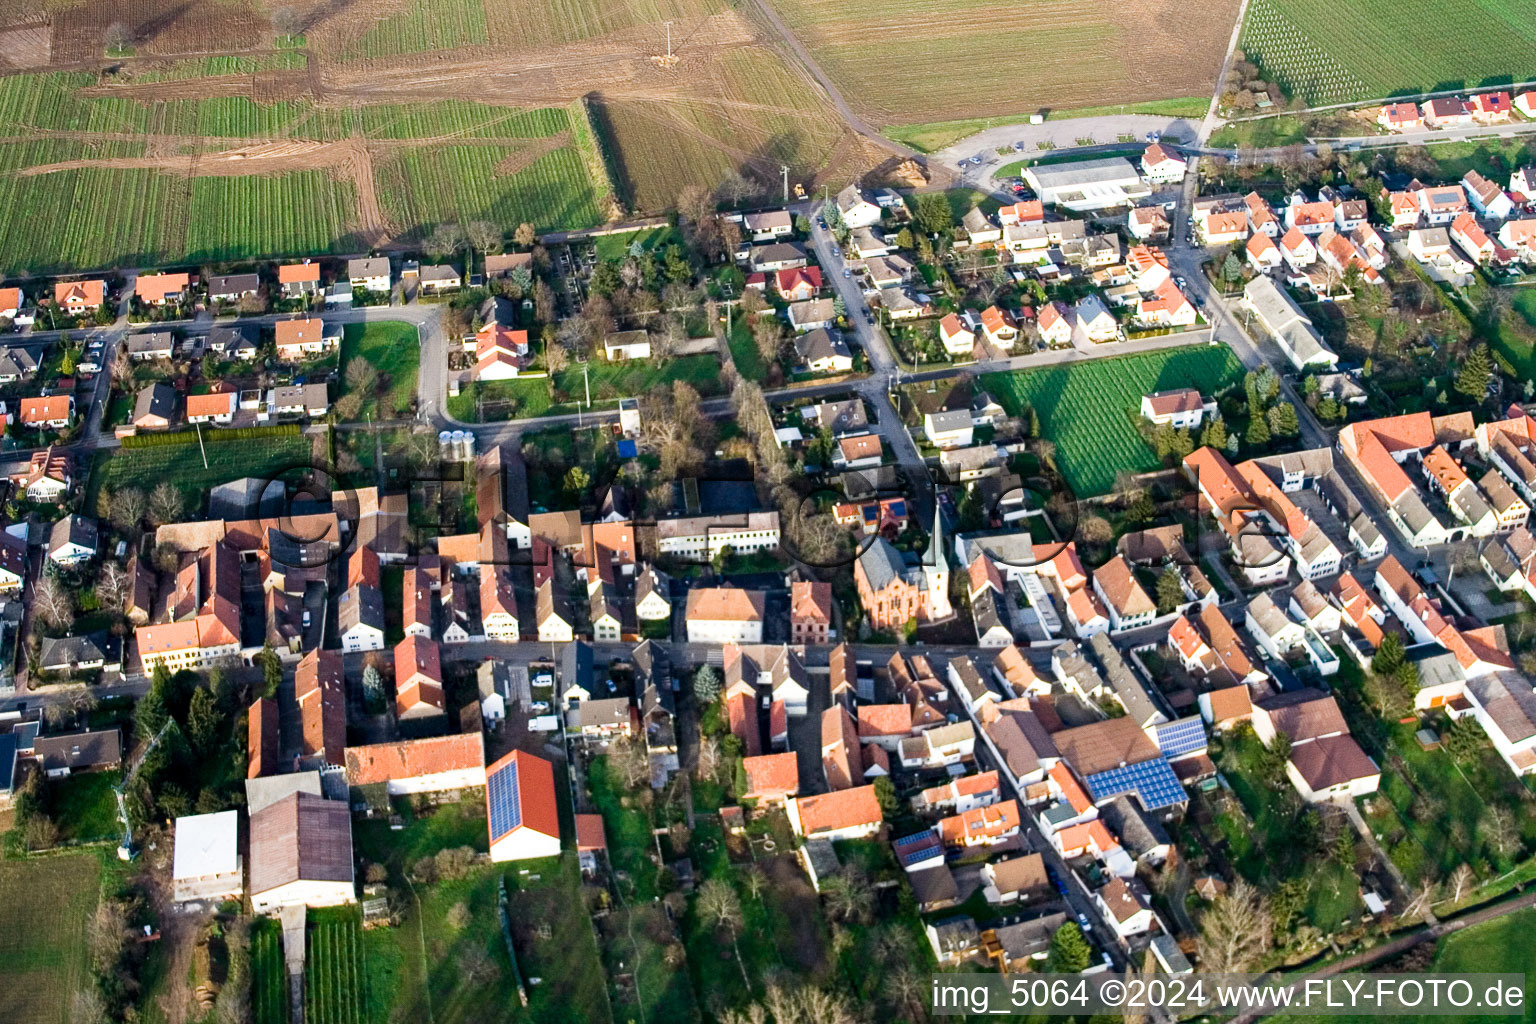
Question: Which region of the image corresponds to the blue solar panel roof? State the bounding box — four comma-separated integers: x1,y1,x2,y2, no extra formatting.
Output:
1087,757,1187,811
487,757,523,840
1153,716,1209,759
0,733,16,793
893,829,941,866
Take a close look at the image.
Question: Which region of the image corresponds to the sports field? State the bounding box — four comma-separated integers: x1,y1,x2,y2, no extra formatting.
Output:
763,0,1240,127
982,344,1246,497
0,854,102,1024
1240,0,1536,105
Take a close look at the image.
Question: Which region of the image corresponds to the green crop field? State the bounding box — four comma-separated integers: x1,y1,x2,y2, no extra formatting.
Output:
307,909,368,1024
251,917,289,1024
93,432,314,516
0,73,609,271
339,0,490,62
1240,0,1536,105
982,344,1245,496
0,854,103,1024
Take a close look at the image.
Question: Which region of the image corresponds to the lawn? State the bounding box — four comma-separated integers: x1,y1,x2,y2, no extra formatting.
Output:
352,795,489,875
593,225,684,262
338,322,420,420
49,772,121,844
0,854,102,1024
981,344,1246,496
307,908,368,1024
1240,0,1536,105
1212,730,1362,931
251,916,289,1024
446,378,552,423
91,431,313,517
450,353,722,423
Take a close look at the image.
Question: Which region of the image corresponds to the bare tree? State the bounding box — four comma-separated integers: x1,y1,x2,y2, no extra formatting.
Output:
96,561,129,612
110,485,146,534
70,988,108,1024
820,868,874,923
884,967,927,1021
34,574,74,632
1448,862,1475,904
1485,806,1521,858
1197,879,1272,972
270,6,303,36
103,22,132,51
513,223,537,249
147,480,184,526
344,357,378,396
752,316,783,364
465,220,502,255
696,734,721,781
609,736,650,789
427,222,466,260
542,339,569,375
696,878,748,984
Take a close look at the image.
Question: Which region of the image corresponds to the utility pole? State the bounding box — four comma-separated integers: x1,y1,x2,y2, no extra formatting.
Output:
666,21,673,61
781,164,789,205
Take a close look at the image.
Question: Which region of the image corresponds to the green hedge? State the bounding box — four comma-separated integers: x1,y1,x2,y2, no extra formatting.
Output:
119,423,301,448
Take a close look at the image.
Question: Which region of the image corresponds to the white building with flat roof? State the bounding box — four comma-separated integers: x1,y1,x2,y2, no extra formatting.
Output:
1024,158,1151,212
172,810,243,904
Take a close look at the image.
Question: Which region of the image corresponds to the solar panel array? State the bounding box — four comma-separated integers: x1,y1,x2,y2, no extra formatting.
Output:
1087,757,1187,811
1153,716,1209,759
893,828,941,867
487,758,523,840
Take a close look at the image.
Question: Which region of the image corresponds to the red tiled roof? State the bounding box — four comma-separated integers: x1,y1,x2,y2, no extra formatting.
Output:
790,580,832,625
345,733,485,786
792,784,882,835
279,262,321,283
54,279,104,307
857,704,911,737
20,395,71,425
575,813,606,850
742,752,800,799
486,750,559,842
185,391,235,419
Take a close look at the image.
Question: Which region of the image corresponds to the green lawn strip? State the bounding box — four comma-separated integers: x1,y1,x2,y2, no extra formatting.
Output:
552,354,722,408
447,378,553,423
593,226,683,262
981,344,1245,496
587,755,660,900
338,321,421,420
505,853,613,1024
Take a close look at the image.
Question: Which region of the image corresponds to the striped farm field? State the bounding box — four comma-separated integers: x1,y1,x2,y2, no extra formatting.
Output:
761,0,1240,126
251,917,289,1024
1240,0,1536,104
982,344,1245,497
306,908,368,1024
336,0,489,62
0,70,610,271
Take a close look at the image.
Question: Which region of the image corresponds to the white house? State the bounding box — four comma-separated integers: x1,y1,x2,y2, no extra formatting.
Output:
1140,388,1210,428
939,313,976,356
344,735,487,795
1074,294,1117,343
924,409,974,450
835,185,883,229
1140,144,1186,184
684,587,765,644
602,330,652,361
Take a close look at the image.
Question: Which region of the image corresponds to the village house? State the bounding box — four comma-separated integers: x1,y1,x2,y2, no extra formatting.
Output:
278,261,321,299
274,317,341,360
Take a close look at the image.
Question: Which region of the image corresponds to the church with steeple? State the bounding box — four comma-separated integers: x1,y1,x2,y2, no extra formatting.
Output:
853,506,952,631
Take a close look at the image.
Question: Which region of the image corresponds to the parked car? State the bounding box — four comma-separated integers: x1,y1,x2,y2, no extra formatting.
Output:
530,701,550,713
865,312,875,325
831,246,841,257
842,268,851,278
